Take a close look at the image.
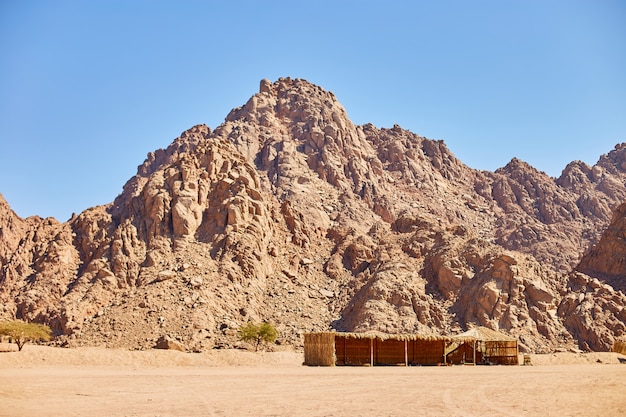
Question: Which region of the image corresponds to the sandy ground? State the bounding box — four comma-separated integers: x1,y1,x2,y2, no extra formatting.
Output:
1,344,625,417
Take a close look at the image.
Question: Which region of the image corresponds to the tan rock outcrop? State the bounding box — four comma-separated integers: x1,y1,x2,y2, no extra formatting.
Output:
577,203,626,292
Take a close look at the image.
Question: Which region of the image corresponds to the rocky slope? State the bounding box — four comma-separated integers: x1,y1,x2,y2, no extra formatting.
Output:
1,77,625,352
577,202,626,293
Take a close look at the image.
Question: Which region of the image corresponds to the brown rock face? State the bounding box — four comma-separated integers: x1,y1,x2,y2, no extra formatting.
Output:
1,77,626,352
0,194,27,263
557,272,626,351
577,203,626,292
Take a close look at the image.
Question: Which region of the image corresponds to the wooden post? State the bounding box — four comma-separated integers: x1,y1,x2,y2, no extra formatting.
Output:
443,340,447,365
370,338,374,366
473,340,477,366
404,340,408,366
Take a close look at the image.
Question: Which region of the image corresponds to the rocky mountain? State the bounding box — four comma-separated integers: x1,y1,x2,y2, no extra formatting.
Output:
1,77,625,353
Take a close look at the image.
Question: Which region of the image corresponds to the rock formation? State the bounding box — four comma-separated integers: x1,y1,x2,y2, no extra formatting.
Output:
1,77,625,352
577,202,626,293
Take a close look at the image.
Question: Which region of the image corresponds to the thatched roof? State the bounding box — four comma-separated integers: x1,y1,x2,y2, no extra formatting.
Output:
452,327,517,342
306,331,475,343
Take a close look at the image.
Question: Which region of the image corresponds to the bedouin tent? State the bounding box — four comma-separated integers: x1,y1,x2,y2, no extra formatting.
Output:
450,327,519,365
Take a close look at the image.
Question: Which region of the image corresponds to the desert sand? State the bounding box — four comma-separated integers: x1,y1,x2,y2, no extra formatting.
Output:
1,343,625,417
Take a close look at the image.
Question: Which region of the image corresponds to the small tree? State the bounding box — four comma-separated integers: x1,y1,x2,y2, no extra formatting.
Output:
0,320,52,351
237,322,278,351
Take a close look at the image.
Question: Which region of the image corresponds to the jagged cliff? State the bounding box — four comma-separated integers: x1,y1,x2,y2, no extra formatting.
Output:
1,78,625,352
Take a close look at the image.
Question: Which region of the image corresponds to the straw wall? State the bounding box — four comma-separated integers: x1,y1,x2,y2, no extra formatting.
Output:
304,332,336,366
375,339,406,365
411,339,446,365
336,335,371,366
480,340,518,365
334,335,454,366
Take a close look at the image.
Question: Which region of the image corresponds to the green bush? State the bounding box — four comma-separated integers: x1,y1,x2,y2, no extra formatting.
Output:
0,320,52,351
237,322,278,351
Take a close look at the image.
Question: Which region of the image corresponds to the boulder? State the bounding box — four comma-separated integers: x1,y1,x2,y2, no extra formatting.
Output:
155,335,186,352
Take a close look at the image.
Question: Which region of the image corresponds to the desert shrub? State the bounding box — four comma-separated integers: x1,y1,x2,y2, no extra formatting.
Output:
237,322,278,351
0,320,52,351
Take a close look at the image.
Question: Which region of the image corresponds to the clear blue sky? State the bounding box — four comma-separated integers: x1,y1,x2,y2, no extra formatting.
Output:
1,1,625,221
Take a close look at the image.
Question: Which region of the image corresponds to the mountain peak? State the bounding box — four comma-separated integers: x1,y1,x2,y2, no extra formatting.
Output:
2,79,626,353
